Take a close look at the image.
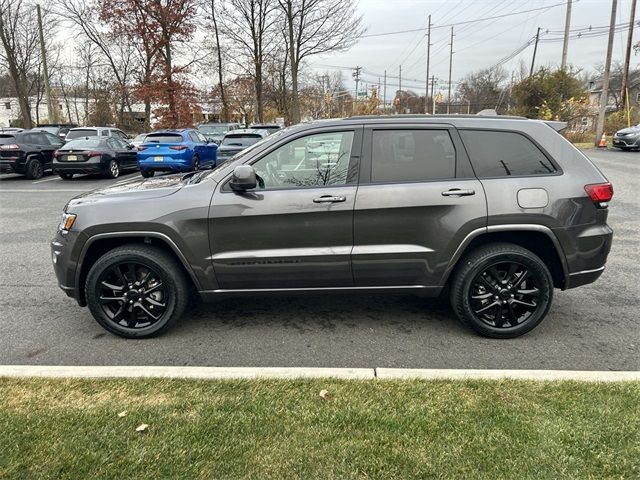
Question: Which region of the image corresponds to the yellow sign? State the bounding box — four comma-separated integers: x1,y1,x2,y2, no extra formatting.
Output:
435,93,443,103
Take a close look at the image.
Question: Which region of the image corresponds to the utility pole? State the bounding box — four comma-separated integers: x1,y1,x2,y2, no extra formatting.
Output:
425,14,431,114
595,0,618,146
383,70,387,113
431,76,436,114
36,4,54,124
399,64,402,113
447,26,453,114
352,66,362,101
561,0,573,70
620,0,637,111
530,27,541,77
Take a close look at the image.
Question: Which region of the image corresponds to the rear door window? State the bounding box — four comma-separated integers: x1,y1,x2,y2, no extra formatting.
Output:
371,129,456,183
459,130,557,177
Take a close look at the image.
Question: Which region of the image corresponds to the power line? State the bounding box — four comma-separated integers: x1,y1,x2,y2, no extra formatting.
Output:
359,1,574,38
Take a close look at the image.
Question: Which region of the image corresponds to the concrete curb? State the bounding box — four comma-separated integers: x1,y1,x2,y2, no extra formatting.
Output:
1,365,639,382
0,365,375,380
375,368,640,382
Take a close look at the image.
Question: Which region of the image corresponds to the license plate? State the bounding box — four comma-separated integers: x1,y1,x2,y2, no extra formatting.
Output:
67,155,77,161
154,156,163,162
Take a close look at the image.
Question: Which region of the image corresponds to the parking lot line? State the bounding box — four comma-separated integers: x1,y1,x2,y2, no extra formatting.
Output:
32,176,61,184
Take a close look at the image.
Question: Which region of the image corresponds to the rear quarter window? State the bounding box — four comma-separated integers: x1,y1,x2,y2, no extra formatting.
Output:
460,130,557,177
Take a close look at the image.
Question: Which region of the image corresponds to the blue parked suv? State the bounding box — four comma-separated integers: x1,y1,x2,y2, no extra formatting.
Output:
137,129,217,177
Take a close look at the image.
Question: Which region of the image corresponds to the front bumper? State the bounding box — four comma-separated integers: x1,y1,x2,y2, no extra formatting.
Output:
51,229,85,305
612,135,640,148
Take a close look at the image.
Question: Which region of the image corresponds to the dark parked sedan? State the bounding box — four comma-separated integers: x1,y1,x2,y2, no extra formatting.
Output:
52,137,138,179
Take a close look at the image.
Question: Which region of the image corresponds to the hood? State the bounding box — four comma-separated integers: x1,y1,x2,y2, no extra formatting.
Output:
67,173,193,207
616,125,640,135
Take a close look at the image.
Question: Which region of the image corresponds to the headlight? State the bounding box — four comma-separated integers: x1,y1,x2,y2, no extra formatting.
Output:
58,212,77,232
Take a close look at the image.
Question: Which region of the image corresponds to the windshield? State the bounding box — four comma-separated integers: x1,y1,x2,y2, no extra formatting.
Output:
0,134,16,144
145,134,183,144
132,134,147,143
221,134,262,147
198,125,229,134
66,129,99,140
63,138,102,149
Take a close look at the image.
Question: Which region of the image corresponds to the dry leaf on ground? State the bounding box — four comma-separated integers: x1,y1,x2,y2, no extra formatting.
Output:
117,411,127,418
319,389,329,400
135,424,149,432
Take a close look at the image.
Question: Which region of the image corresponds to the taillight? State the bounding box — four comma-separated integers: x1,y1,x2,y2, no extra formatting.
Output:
170,145,188,151
87,151,102,158
0,144,20,150
53,150,61,158
137,146,148,151
585,182,613,204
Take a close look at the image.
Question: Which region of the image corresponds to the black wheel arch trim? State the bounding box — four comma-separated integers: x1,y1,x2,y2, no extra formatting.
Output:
442,224,569,289
74,231,203,298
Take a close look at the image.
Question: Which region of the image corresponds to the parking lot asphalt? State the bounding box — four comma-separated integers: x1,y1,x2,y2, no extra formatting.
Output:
0,150,638,370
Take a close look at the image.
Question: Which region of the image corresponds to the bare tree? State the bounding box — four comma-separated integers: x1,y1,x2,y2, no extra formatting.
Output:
57,0,136,125
0,0,41,127
278,0,364,124
208,0,229,121
221,0,279,123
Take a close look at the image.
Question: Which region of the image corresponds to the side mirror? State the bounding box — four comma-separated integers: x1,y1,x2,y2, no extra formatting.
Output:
229,165,257,191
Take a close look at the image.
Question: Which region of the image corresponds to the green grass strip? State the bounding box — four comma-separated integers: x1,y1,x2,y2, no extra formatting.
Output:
1,378,638,479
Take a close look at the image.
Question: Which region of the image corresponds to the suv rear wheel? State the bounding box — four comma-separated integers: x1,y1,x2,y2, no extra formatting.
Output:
85,245,189,338
450,243,553,338
25,157,44,180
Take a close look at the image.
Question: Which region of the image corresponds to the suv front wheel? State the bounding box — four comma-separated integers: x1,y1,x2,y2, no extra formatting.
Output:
85,245,189,338
450,243,553,338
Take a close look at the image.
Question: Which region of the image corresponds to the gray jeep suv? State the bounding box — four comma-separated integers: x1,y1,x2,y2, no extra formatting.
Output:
51,115,613,339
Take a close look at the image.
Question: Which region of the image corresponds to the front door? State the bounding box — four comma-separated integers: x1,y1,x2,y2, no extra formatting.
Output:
352,125,487,288
209,127,362,290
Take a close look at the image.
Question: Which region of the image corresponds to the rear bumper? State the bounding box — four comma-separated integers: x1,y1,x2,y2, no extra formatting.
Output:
0,157,24,174
53,157,105,174
138,153,193,172
566,266,605,289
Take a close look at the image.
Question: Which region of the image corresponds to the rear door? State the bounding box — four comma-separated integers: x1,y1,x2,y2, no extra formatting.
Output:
209,127,363,289
352,124,487,288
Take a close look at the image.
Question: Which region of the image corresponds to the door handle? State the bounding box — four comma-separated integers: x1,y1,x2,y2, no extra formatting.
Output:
313,195,346,203
441,188,475,197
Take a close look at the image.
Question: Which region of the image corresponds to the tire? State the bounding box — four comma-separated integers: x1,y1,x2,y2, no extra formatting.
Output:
192,156,200,172
59,173,74,180
450,243,553,339
25,157,44,180
141,170,154,178
105,159,120,178
85,245,189,338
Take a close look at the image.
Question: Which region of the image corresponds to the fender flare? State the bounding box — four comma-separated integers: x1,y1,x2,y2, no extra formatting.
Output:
441,224,569,287
74,231,203,296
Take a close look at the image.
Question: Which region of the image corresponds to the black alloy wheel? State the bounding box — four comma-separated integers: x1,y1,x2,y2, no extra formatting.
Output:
96,262,168,330
469,261,541,329
450,243,553,338
193,156,200,171
85,245,189,338
25,158,44,179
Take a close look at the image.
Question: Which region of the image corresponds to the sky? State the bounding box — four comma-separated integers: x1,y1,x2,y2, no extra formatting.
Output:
310,0,639,100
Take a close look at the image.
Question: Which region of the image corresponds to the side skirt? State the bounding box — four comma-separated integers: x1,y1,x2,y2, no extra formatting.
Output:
198,285,443,301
